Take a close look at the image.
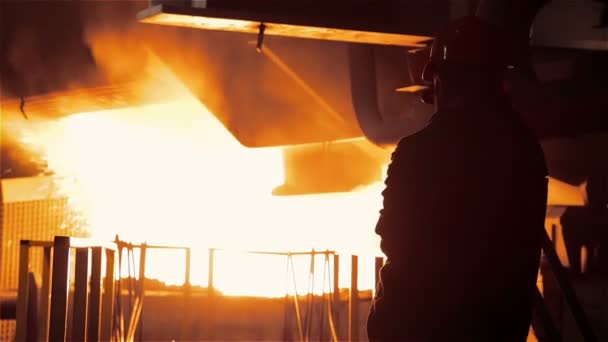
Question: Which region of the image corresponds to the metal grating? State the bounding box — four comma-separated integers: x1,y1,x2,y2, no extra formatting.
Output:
0,321,16,342
0,199,73,290
0,177,86,341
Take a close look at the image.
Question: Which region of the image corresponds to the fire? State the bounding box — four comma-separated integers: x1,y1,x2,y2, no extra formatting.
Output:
16,60,385,297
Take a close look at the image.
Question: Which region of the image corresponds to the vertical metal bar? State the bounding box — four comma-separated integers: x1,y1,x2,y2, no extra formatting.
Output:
139,243,147,287
185,247,191,288
137,244,147,341
100,248,116,342
15,241,31,342
207,248,215,340
349,255,359,342
333,254,340,337
374,256,384,295
26,272,39,342
40,246,52,341
72,248,90,342
49,236,71,342
303,249,315,340
181,248,192,340
325,252,339,342
208,248,215,293
116,244,126,342
87,246,103,342
333,254,340,302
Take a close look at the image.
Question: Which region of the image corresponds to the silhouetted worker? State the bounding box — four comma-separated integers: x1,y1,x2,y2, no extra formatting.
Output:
367,16,548,342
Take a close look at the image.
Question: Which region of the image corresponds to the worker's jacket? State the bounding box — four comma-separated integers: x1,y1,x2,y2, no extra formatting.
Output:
368,99,548,342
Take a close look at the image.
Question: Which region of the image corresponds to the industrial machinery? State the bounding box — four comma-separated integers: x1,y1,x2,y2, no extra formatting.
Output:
2,0,608,193
1,0,608,339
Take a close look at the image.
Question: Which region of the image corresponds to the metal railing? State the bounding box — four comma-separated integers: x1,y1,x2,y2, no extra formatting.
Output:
14,235,195,342
15,236,117,342
16,235,381,342
51,236,117,342
15,239,53,341
112,238,192,342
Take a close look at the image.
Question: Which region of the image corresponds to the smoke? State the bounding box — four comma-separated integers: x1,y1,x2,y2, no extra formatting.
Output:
0,2,101,98
76,1,360,147
1,102,55,178
2,1,370,179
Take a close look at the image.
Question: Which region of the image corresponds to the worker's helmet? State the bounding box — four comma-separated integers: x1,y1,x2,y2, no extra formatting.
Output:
421,16,508,83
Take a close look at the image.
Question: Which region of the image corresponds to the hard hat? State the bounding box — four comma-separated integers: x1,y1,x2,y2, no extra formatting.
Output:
422,16,507,83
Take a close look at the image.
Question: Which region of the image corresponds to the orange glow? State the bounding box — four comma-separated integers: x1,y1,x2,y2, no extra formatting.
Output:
11,44,577,298
16,58,384,297
547,177,586,206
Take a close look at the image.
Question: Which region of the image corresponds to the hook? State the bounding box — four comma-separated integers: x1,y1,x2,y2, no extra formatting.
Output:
20,96,28,120
256,22,266,53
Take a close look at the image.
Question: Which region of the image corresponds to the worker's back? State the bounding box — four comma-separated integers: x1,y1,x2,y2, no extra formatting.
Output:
368,100,548,341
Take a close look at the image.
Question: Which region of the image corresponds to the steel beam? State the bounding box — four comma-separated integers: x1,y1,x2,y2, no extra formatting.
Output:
137,2,436,47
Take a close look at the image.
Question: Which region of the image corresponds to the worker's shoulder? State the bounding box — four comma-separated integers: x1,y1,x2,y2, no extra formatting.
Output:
394,114,446,152
391,125,438,164
394,127,431,153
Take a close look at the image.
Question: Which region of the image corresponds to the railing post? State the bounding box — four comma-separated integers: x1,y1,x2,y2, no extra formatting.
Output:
333,254,340,337
185,247,191,288
15,241,31,342
87,246,103,342
349,255,359,342
208,248,215,294
49,236,71,342
139,243,147,288
39,246,52,341
181,247,192,340
100,248,116,342
116,244,126,342
207,248,216,340
72,248,90,342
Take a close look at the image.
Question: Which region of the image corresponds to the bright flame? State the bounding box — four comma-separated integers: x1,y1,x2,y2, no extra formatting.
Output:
17,59,384,297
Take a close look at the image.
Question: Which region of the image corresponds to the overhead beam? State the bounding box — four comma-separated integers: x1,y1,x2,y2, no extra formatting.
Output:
137,2,437,47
